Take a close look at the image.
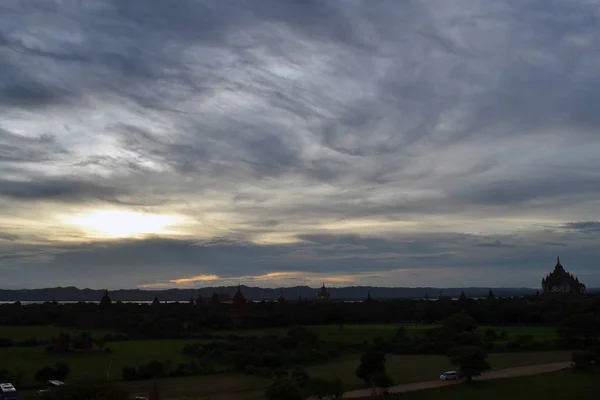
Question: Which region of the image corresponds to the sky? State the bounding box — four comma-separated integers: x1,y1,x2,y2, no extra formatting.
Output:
1,0,600,290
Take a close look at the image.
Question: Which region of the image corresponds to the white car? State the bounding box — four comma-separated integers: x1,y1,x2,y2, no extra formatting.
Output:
440,371,459,381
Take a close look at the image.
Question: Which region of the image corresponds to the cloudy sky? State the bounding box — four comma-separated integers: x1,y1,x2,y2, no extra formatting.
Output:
1,0,599,290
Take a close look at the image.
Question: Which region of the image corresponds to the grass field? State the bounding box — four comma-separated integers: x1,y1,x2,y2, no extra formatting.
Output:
0,339,209,387
0,325,112,341
397,369,599,400
221,324,558,344
307,351,572,389
14,350,573,399
124,373,269,400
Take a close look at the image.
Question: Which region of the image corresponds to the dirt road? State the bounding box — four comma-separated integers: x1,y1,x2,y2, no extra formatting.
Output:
342,361,571,399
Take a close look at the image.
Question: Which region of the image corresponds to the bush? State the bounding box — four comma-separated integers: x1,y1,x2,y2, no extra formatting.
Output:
442,314,477,334
34,363,70,384
121,366,137,381
356,351,387,386
484,328,498,340
265,378,303,400
291,367,309,387
306,377,344,400
572,350,593,369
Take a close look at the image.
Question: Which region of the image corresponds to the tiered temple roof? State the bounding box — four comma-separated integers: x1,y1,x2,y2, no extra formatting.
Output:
541,257,586,294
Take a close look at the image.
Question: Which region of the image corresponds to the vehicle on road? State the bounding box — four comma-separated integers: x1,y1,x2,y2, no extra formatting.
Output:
439,371,460,381
0,383,18,400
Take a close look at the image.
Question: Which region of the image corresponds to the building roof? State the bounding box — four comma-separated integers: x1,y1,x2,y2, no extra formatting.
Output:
542,257,586,293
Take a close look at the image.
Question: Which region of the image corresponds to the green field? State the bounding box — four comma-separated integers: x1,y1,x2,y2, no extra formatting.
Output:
397,369,599,400
123,373,269,400
0,339,209,387
13,350,573,399
307,351,571,389
0,325,112,341
221,324,558,344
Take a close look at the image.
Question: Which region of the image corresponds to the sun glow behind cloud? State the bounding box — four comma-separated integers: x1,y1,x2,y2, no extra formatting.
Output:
60,209,188,239
139,271,379,289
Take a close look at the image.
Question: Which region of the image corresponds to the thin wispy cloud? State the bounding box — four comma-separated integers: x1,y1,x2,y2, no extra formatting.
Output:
0,0,599,289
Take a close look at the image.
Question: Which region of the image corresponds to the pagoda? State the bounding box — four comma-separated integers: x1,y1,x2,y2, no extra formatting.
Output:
541,257,586,294
317,282,330,301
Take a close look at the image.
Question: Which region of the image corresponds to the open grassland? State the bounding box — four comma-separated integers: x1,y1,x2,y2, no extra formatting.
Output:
221,324,558,344
20,374,270,400
307,351,572,389
0,325,112,341
123,373,269,400
395,369,599,400
0,323,558,344
0,339,209,387
11,349,572,399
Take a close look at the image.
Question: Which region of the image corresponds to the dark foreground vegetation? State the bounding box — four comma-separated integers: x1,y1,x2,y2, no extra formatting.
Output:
0,291,598,398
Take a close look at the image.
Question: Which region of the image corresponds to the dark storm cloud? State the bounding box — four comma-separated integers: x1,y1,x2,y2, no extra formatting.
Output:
1,0,600,288
1,227,599,289
0,178,127,203
0,129,66,163
563,222,600,233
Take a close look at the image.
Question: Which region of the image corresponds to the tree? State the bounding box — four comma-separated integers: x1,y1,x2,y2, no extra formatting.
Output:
34,363,69,384
442,313,477,334
264,378,303,400
371,370,393,393
306,377,330,400
394,326,408,342
306,377,344,400
572,350,593,370
448,346,490,381
291,367,309,387
356,351,387,386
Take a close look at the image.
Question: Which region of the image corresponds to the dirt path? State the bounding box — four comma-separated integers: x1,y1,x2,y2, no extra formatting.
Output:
342,362,571,399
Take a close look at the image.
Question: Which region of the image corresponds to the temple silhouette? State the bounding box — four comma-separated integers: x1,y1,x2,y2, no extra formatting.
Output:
541,257,586,294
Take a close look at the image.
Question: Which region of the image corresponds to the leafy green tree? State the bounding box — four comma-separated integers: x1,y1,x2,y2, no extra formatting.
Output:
291,367,309,387
448,346,490,381
264,378,303,400
356,351,387,386
34,363,69,384
394,326,408,342
371,370,394,393
572,350,593,370
442,314,477,334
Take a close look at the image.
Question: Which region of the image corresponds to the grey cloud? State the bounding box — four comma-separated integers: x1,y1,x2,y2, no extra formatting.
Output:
1,1,600,288
0,178,127,203
563,221,600,233
0,129,66,163
1,229,599,289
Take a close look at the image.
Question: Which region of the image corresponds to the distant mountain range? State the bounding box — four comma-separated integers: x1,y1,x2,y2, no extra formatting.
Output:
1,285,586,302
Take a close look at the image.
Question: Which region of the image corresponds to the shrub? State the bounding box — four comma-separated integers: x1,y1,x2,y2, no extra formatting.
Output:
572,350,593,369
265,378,303,400
121,366,137,381
34,363,70,384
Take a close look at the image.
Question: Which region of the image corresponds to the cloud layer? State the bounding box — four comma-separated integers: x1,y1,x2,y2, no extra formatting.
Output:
1,0,599,289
